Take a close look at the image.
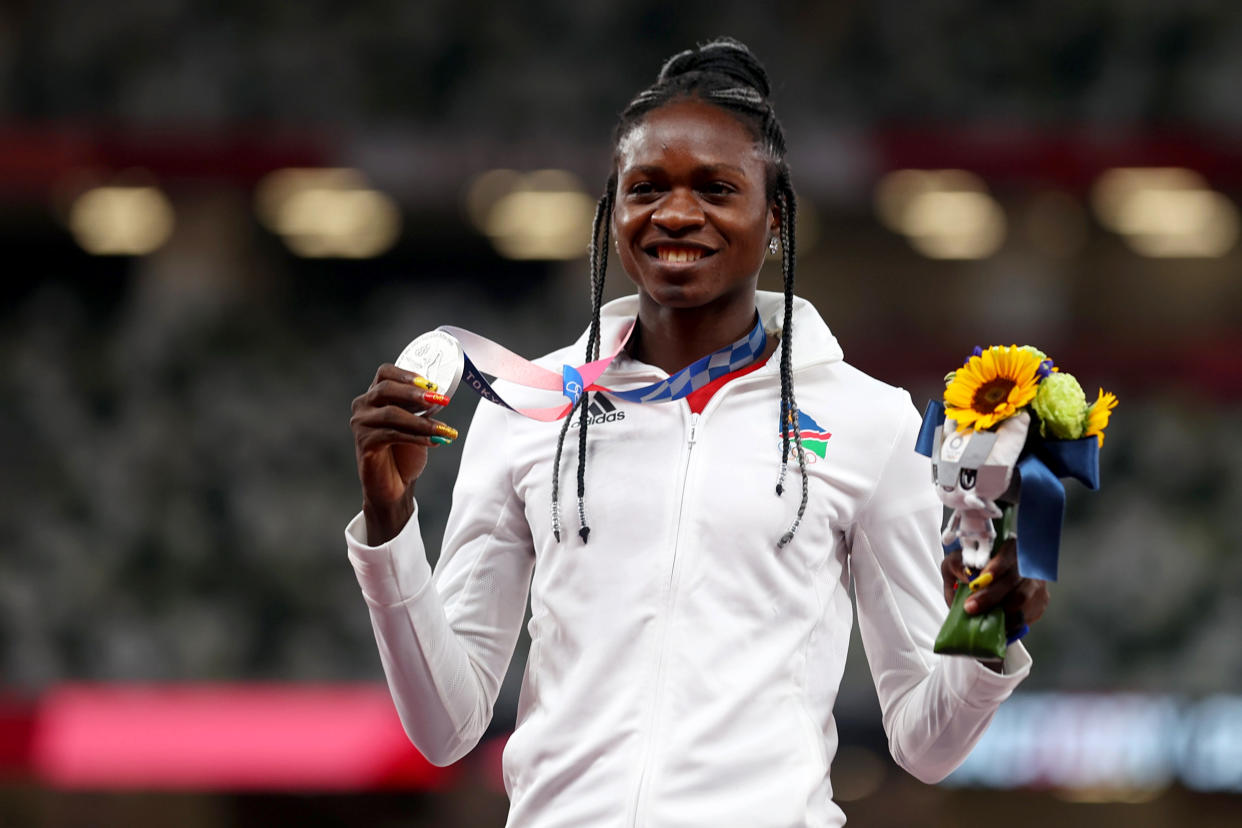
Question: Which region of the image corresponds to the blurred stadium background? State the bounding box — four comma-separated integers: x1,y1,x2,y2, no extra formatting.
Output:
2,1,1241,825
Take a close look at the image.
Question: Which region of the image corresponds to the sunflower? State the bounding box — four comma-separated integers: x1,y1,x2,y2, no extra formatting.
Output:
944,345,1043,431
1084,388,1118,447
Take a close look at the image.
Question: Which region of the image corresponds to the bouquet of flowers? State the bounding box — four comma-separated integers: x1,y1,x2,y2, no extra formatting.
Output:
915,345,1117,660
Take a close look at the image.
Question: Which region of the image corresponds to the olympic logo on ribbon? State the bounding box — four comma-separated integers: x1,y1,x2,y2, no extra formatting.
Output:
562,366,586,406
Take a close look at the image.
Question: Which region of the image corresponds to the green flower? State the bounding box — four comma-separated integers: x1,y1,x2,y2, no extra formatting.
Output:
1031,372,1087,439
1019,345,1049,362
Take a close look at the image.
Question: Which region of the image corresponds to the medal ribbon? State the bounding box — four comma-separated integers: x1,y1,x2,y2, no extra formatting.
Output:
438,314,767,422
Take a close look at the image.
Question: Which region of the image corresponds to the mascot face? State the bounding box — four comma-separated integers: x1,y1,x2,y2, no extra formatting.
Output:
933,411,1030,512
934,411,1031,569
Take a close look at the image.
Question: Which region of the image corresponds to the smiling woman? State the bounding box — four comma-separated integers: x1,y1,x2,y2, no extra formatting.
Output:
346,37,1049,828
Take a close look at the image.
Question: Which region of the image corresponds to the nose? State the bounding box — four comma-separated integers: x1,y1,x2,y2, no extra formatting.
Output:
651,187,705,233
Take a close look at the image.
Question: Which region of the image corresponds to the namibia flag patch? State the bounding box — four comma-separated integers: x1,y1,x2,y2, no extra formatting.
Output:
780,409,832,460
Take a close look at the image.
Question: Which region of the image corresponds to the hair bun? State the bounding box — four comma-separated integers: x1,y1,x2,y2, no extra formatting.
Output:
656,37,771,98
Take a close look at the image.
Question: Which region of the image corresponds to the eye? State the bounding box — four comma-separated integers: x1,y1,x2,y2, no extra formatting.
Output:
701,181,736,197
627,181,658,197
959,468,977,490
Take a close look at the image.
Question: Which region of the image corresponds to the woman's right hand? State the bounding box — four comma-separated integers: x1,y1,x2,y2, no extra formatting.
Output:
350,363,456,544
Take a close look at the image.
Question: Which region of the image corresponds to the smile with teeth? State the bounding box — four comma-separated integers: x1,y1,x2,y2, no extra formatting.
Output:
655,245,709,263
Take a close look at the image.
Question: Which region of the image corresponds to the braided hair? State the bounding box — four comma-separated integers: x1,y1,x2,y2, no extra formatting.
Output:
550,37,808,548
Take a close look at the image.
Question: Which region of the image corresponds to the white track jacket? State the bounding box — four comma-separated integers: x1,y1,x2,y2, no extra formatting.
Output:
346,291,1030,827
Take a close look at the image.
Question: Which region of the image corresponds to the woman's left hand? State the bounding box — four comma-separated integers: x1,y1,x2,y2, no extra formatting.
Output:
940,539,1049,639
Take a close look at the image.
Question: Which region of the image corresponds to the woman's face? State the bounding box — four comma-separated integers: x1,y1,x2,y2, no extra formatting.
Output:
612,98,777,313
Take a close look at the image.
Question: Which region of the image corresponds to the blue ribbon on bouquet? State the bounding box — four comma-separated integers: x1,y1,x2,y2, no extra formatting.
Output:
915,400,1100,582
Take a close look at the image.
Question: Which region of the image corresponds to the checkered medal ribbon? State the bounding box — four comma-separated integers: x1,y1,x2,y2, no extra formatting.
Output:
436,314,767,422
604,318,766,403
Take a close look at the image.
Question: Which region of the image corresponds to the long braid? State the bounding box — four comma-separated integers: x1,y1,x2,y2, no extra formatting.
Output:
574,185,613,542
552,186,612,543
775,178,808,548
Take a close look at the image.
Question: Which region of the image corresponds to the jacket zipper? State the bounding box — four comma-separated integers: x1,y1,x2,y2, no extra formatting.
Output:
623,363,804,825
628,409,699,827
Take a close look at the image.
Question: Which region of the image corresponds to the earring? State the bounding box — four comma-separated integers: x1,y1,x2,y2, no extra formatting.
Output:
769,237,779,255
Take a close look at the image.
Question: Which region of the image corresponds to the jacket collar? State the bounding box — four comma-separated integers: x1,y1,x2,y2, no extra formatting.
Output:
576,290,844,377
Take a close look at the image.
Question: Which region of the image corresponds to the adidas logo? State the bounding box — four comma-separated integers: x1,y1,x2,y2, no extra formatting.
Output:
571,395,626,427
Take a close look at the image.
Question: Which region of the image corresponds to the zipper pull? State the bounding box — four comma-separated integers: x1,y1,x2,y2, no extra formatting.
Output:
688,413,700,446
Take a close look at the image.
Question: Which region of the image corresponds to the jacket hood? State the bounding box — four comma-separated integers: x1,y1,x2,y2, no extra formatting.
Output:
572,290,844,376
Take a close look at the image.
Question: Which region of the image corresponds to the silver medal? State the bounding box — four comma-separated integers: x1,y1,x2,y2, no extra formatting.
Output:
395,330,464,412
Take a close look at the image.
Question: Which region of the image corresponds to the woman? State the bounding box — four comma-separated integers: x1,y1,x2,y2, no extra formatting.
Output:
347,38,1047,828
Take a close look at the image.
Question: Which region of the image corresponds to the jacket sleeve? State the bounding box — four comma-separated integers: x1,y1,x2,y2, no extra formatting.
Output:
344,400,535,766
848,399,1031,784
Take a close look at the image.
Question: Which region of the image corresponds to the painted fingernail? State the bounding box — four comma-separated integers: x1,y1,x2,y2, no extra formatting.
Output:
430,435,453,446
411,376,438,392
969,571,994,591
433,423,458,440
424,391,451,407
